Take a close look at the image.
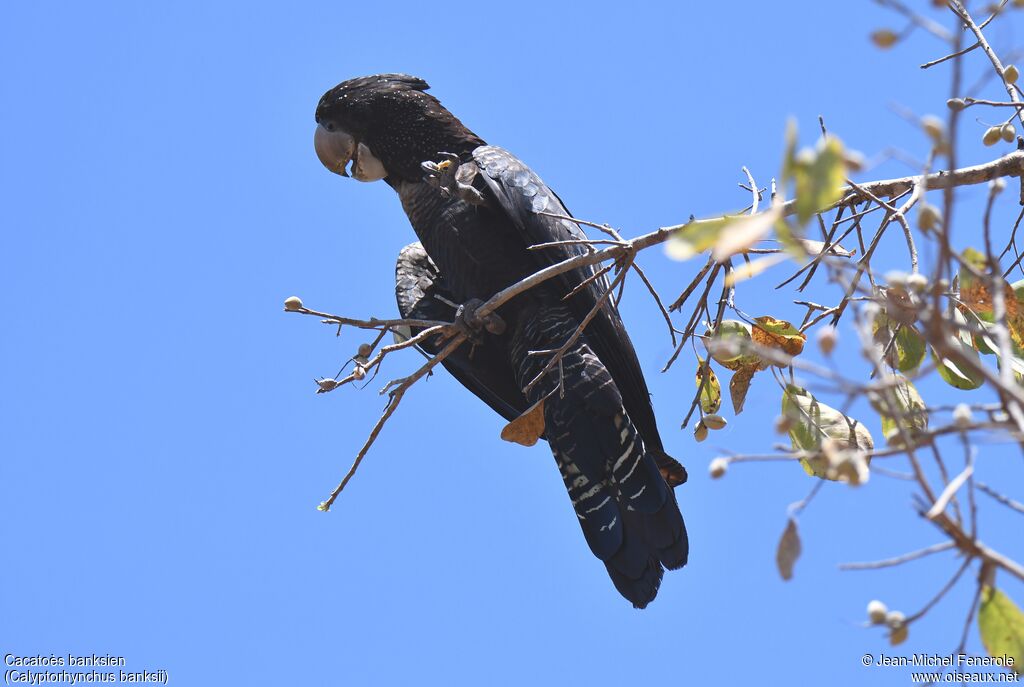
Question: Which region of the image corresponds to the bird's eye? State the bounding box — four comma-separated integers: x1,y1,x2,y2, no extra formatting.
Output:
324,122,335,132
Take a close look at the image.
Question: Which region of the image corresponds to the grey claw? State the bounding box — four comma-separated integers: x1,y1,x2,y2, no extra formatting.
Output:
455,298,506,340
482,312,506,335
457,182,485,205
420,155,484,205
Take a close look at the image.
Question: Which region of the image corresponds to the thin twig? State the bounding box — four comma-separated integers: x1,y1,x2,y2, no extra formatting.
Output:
318,334,467,511
839,541,956,571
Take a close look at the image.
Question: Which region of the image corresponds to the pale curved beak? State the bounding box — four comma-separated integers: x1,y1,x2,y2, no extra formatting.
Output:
314,125,355,177
351,142,388,182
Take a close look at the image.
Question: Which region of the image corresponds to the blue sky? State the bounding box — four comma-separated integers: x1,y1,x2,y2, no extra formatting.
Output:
4,1,1024,685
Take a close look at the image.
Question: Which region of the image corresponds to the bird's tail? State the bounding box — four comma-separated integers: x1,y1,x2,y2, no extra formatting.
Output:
510,302,688,608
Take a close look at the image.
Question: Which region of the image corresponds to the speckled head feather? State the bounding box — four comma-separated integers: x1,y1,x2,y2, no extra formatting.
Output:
315,74,486,182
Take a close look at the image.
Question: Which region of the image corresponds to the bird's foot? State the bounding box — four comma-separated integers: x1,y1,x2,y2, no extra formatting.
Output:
422,153,485,205
454,298,506,343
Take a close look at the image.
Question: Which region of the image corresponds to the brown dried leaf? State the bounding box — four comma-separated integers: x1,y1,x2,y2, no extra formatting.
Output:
729,364,758,415
500,399,546,447
776,518,801,581
961,280,998,315
752,316,807,363
958,248,1024,349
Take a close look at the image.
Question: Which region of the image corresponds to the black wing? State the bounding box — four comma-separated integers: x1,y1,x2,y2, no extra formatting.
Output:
395,242,530,424
471,146,684,484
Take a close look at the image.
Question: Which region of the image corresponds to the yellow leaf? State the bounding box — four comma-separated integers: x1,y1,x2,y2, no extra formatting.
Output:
711,205,782,262
500,399,546,447
725,254,787,286
695,360,722,414
666,216,737,261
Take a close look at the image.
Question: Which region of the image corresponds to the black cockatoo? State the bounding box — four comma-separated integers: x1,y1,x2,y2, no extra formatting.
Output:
313,74,687,608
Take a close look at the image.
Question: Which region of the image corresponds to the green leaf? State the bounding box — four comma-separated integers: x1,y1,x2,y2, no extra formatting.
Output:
782,385,874,480
970,319,999,355
781,385,823,452
872,311,926,372
695,359,722,414
932,342,985,390
1001,353,1024,382
792,136,848,225
666,216,737,261
704,320,766,371
978,586,1024,675
1015,279,1024,301
893,326,926,372
960,306,1024,379
868,375,928,447
774,216,803,257
782,119,799,184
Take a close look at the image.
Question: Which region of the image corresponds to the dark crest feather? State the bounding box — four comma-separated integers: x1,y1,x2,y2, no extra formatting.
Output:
318,73,429,109
375,73,430,91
